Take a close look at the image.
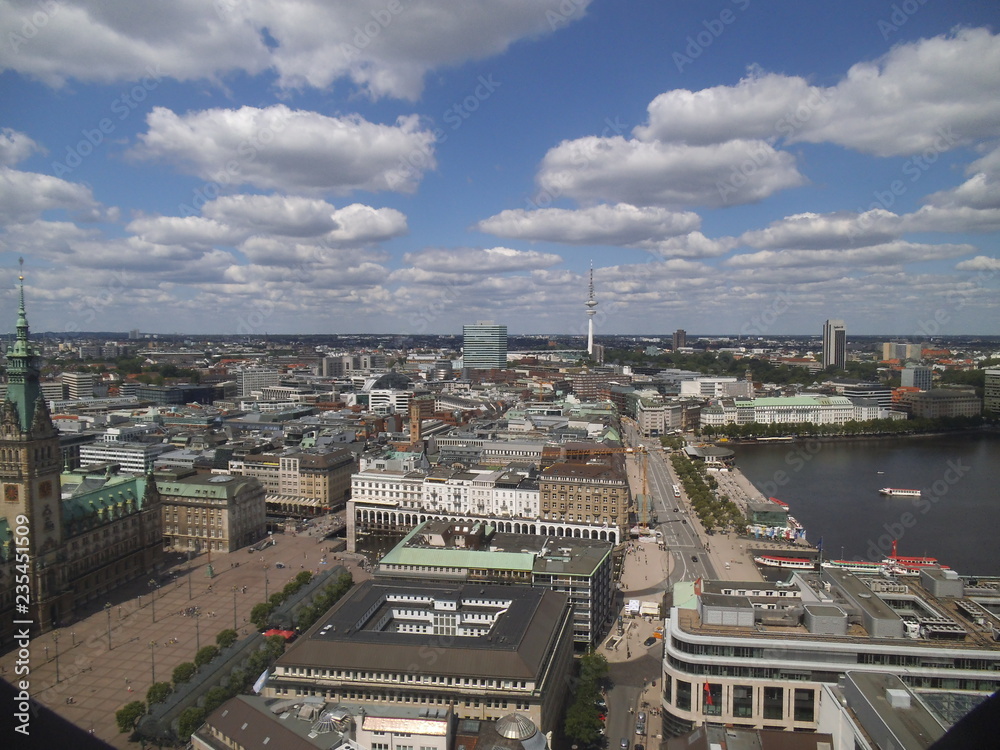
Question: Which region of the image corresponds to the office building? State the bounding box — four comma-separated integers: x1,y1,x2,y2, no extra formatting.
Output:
463,322,507,371
538,458,631,536
265,579,575,734
228,448,356,517
822,319,847,369
61,371,95,400
375,520,614,647
901,365,933,391
984,368,1000,415
672,329,687,350
236,365,280,397
78,440,174,473
659,569,1000,737
156,468,267,553
903,389,982,419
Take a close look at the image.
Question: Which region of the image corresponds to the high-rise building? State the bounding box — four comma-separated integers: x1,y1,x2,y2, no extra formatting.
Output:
673,329,687,350
236,365,280,397
901,364,932,390
986,369,1000,415
462,322,507,371
61,371,94,399
585,262,598,356
822,319,846,369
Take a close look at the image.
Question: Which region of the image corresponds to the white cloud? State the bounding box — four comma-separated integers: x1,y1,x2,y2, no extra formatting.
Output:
0,167,101,223
403,246,562,274
955,255,1000,272
132,105,437,194
475,203,699,245
636,232,738,259
725,241,976,269
0,129,43,166
537,137,804,208
0,0,590,99
126,216,245,249
740,210,904,249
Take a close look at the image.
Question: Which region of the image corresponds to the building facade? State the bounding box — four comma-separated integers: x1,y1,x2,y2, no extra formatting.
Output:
538,459,631,535
983,368,1000,415
463,323,507,371
156,468,266,553
822,319,847,370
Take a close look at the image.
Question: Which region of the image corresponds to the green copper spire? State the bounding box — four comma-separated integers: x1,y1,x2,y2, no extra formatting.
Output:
5,259,43,432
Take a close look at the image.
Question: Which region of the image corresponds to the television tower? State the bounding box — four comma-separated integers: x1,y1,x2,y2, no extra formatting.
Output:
585,262,598,356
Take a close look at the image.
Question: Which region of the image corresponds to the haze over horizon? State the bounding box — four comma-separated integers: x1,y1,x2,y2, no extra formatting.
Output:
1,1,998,337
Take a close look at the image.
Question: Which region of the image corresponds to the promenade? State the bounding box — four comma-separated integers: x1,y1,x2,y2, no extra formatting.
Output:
1,526,368,748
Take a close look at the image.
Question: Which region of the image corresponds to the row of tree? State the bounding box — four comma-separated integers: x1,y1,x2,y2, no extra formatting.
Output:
563,652,610,748
671,453,744,533
699,414,986,439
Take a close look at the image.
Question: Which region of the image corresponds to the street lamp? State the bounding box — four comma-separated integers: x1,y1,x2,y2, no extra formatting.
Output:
187,547,193,600
149,640,157,683
148,579,158,623
104,603,112,650
232,586,238,630
52,630,60,683
263,564,269,601
194,608,201,651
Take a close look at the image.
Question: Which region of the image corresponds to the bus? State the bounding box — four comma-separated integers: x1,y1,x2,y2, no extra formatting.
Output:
672,484,681,498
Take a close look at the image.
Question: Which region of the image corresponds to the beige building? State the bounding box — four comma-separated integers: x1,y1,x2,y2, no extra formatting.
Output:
230,448,356,518
538,458,631,534
903,389,982,419
156,468,266,553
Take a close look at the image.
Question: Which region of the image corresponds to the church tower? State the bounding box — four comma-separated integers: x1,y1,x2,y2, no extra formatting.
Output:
1,263,66,631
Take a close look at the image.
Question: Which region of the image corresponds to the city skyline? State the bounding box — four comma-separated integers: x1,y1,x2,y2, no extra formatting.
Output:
1,1,999,336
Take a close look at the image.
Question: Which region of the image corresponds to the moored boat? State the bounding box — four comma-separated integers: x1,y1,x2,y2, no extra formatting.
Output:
879,487,921,497
753,554,817,570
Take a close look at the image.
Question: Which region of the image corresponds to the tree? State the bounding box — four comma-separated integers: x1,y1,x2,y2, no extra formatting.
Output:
115,701,147,733
203,685,231,714
216,628,238,649
250,602,274,630
194,645,220,667
146,681,172,706
177,705,207,740
172,661,197,685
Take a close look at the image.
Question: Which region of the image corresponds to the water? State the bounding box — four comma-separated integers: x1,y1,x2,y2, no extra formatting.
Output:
732,432,1000,576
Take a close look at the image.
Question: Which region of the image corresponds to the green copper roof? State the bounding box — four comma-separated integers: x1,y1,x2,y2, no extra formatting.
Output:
62,475,152,527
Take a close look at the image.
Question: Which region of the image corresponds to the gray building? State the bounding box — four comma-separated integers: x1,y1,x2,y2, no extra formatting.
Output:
463,322,508,371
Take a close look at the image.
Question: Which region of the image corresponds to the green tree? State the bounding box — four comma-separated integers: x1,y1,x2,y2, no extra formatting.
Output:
115,700,147,733
177,705,207,740
203,685,231,714
194,645,220,667
146,681,172,706
250,602,274,630
216,628,238,649
172,661,197,685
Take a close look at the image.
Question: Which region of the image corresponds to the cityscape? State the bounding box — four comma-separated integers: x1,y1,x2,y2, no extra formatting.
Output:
2,2,1000,750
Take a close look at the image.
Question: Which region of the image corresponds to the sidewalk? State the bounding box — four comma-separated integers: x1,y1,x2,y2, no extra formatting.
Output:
1,529,369,748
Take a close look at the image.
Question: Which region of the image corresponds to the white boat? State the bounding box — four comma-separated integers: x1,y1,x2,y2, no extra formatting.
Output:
879,487,921,497
753,554,816,570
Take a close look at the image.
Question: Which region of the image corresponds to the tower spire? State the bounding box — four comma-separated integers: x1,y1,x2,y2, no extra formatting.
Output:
585,261,598,357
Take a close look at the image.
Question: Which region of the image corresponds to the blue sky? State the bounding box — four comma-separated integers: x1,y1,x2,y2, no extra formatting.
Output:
1,0,998,337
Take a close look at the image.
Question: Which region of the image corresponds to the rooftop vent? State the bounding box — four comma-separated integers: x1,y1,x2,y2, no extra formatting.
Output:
886,688,911,710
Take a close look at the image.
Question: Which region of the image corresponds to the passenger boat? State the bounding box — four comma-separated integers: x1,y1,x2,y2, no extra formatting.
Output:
752,554,817,570
879,488,921,497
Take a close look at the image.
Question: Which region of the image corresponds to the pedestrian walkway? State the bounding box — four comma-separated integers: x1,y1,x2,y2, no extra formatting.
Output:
0,529,369,748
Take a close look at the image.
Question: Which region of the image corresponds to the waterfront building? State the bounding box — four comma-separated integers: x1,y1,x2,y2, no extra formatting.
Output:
679,377,752,399
0,276,162,639
659,569,1000,737
699,395,904,429
265,579,575,734
375,519,614,647
984,368,1000,416
904,389,982,419
463,322,508,371
156,468,266,553
822,319,847,369
538,458,631,535
901,365,933,391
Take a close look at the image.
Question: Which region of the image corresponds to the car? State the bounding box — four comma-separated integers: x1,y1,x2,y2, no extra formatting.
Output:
673,507,679,512
620,738,629,750
681,519,687,524
634,745,644,750
635,723,645,735
691,555,698,562
274,562,286,568
643,636,657,646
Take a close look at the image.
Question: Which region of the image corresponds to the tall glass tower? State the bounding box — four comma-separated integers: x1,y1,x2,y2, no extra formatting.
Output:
462,322,507,370
822,319,846,369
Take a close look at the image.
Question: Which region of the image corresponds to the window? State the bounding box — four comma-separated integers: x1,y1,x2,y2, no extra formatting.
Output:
793,688,814,723
763,686,783,720
732,685,753,718
703,683,722,716
676,680,691,712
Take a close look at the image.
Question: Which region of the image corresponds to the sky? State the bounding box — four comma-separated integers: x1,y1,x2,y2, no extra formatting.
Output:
0,0,998,339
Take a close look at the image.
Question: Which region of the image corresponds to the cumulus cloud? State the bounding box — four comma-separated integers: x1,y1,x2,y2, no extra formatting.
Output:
0,167,102,223
475,203,699,245
132,105,437,194
725,241,976,269
403,246,562,274
955,255,1000,271
740,210,905,249
537,137,804,208
0,129,43,166
636,231,738,259
0,0,590,99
